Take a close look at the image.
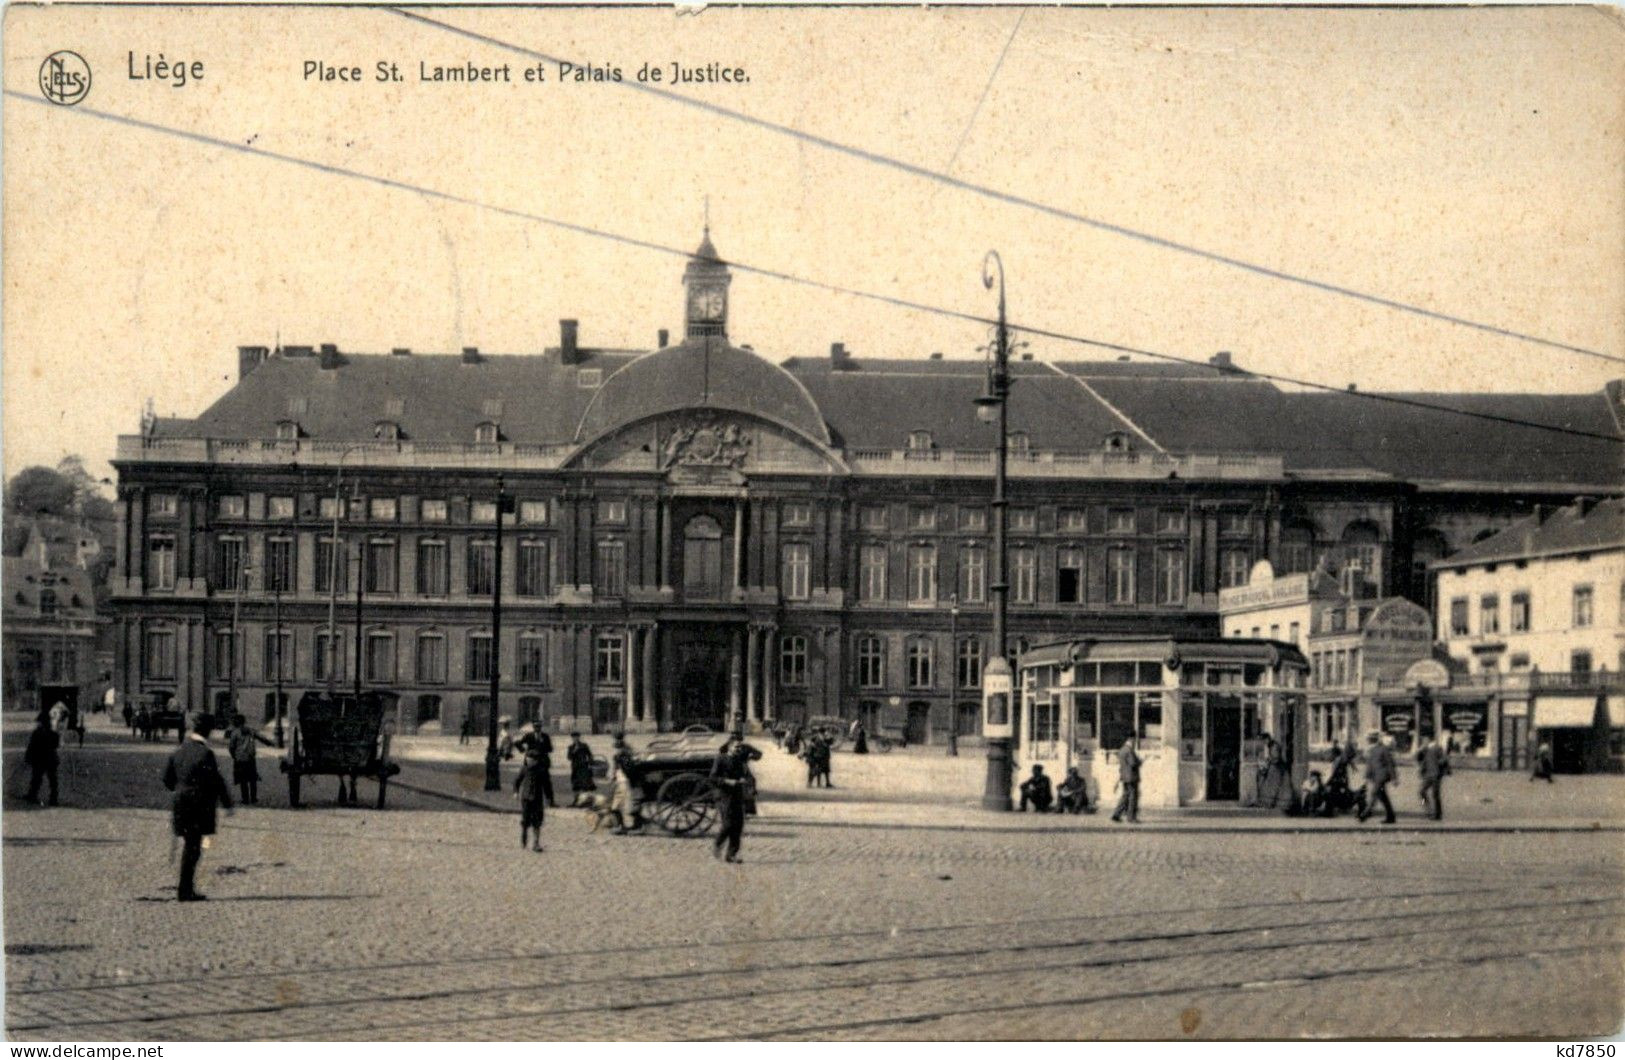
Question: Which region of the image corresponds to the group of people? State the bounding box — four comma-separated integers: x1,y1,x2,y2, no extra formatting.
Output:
1297,731,1459,823
1016,738,1144,822
798,730,834,787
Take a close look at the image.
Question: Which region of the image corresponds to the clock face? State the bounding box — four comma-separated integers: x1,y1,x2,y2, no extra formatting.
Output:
692,289,725,319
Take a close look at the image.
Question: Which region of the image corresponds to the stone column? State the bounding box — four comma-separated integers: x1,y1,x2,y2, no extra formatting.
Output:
625,626,639,724
762,626,777,723
745,626,759,725
728,629,742,728
642,623,657,727
658,498,672,590
733,501,745,592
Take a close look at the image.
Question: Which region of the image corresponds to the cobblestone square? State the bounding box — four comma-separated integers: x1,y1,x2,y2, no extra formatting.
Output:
4,719,1622,1041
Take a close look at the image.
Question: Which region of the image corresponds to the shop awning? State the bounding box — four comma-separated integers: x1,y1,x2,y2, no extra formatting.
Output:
1536,698,1600,728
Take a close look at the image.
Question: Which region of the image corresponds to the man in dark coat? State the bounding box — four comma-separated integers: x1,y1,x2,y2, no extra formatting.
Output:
162,714,233,901
1057,766,1093,814
513,746,547,851
710,737,763,863
1356,733,1398,824
1416,736,1451,821
565,732,596,795
516,725,557,807
1018,764,1054,812
23,713,60,806
1112,738,1142,823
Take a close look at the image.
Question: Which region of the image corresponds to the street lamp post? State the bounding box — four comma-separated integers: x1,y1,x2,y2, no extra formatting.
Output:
948,594,960,757
977,250,1014,811
229,562,252,729
484,477,509,793
272,580,284,748
326,445,368,700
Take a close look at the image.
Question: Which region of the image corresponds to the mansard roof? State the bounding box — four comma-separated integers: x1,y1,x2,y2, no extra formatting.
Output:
1432,496,1624,568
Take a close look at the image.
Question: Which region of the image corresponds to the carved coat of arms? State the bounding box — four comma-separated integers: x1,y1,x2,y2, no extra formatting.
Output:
661,414,752,469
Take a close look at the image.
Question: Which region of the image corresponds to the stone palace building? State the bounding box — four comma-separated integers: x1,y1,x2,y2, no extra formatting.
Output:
110,231,1623,741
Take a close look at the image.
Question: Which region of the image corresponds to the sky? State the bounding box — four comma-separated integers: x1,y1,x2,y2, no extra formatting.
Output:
4,5,1622,483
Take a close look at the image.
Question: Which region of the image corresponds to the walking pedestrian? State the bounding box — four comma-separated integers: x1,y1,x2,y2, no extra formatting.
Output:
122,700,135,735
1416,734,1450,821
851,719,869,755
1531,740,1555,783
566,732,596,795
1356,732,1398,824
23,712,60,806
711,736,763,863
513,745,547,851
609,732,644,834
458,712,474,746
516,725,557,806
1111,738,1141,823
224,713,273,805
162,714,232,902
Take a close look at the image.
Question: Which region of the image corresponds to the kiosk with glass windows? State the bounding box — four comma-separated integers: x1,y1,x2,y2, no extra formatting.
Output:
1015,637,1310,808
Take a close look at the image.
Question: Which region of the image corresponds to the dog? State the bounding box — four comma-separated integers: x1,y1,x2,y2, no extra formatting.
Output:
572,790,616,832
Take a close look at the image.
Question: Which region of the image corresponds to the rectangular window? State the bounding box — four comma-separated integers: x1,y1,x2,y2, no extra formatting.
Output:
1511,592,1531,633
518,500,548,525
267,496,294,520
148,535,176,590
517,541,549,597
782,502,812,527
1572,650,1593,675
960,507,987,532
856,637,884,688
144,628,176,680
599,500,627,525
907,545,937,603
470,500,497,524
148,493,178,518
416,634,446,684
1574,585,1594,628
1108,547,1135,604
217,495,246,519
263,627,293,682
596,540,627,596
370,497,398,521
315,630,344,683
1157,510,1187,535
1099,692,1135,752
1288,621,1300,645
315,537,347,595
366,539,397,593
1156,548,1186,605
518,634,548,684
1220,548,1251,589
860,505,888,531
1220,512,1250,535
466,633,494,682
1011,547,1036,604
318,496,341,520
907,639,934,688
348,497,367,522
416,540,448,595
421,498,448,522
366,633,394,683
595,634,625,685
467,540,496,596
215,536,246,591
265,537,295,592
910,506,938,531
1480,594,1500,635
1107,508,1136,534
212,630,239,681
780,636,808,686
1057,547,1084,604
782,543,811,600
1010,508,1037,532
959,547,986,604
956,637,983,690
1061,509,1088,532
859,545,888,602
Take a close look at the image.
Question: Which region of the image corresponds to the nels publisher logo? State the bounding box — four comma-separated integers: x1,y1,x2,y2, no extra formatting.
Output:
39,50,91,106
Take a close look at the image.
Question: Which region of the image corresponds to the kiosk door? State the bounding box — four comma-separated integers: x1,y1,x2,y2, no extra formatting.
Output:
1206,695,1241,800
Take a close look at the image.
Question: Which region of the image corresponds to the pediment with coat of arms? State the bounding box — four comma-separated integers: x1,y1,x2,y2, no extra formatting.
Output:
661,413,753,470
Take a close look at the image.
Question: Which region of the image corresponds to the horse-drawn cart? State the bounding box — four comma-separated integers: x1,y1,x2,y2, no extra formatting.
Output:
630,726,756,836
280,691,401,808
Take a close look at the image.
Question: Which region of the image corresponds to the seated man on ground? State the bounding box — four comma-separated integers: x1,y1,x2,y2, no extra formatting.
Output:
1056,766,1093,814
1018,764,1054,813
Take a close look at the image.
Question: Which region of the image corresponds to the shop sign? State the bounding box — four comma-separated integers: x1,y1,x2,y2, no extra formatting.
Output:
1384,712,1413,734
1402,658,1451,690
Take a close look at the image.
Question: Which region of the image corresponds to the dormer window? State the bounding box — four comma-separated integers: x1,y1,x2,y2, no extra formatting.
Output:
38,589,57,617
1103,431,1132,452
374,421,401,441
907,430,934,451
1009,431,1031,453
276,420,300,441
577,368,602,389
474,422,499,444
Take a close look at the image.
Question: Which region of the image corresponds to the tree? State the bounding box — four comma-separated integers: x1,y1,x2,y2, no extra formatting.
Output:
5,466,77,518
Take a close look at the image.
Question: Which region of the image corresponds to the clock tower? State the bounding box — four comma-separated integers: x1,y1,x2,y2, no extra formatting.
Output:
683,228,731,340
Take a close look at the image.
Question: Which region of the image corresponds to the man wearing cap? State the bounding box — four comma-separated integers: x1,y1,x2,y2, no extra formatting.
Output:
1356,731,1398,825
162,714,233,901
1111,737,1141,824
710,736,763,863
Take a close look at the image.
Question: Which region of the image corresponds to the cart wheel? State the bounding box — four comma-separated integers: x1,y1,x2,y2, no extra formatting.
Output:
655,772,719,835
288,771,302,808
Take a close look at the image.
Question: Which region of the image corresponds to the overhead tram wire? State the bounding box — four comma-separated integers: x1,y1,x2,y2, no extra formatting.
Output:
9,89,1619,448
390,7,1625,369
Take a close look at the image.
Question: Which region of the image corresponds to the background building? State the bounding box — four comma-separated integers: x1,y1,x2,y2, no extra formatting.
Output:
109,233,1622,741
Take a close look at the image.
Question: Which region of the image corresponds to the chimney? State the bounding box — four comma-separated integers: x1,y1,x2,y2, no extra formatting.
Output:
830,341,849,369
461,346,481,364
391,347,412,356
657,329,669,349
318,343,341,370
929,352,943,361
1532,504,1552,525
1575,495,1598,517
1210,351,1234,370
560,319,580,365
237,345,269,381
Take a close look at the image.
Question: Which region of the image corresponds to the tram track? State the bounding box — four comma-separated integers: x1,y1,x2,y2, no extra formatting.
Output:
10,890,1619,1039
